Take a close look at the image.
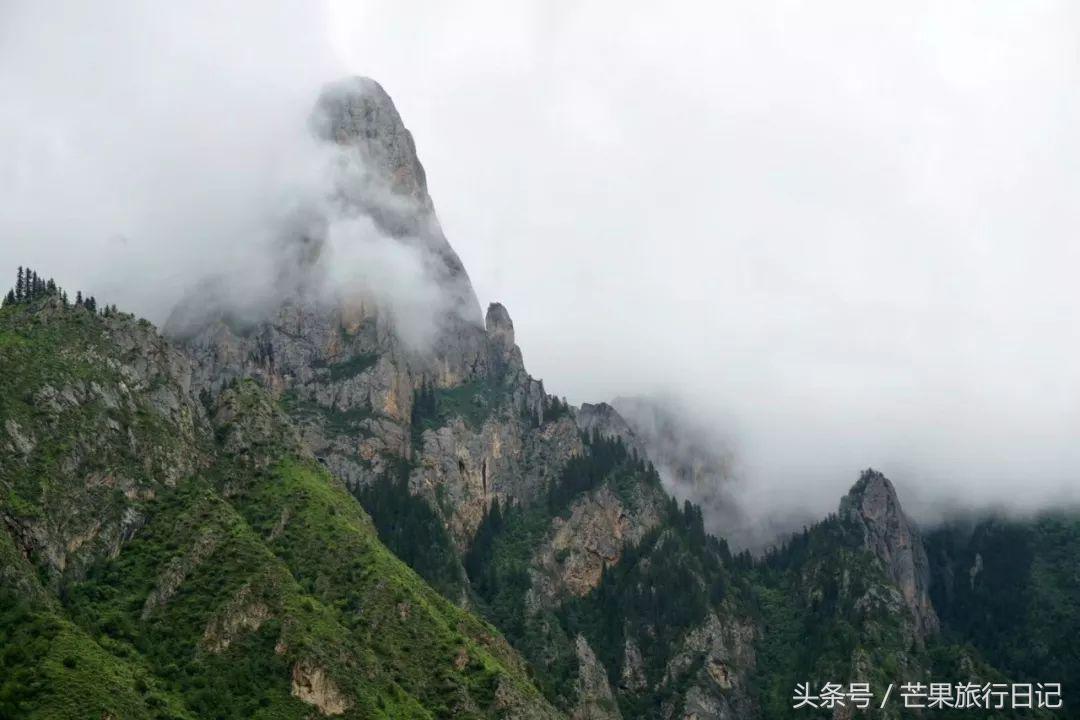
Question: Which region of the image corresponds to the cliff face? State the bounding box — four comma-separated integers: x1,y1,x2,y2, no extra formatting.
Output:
310,76,481,323
839,469,939,641
168,79,582,551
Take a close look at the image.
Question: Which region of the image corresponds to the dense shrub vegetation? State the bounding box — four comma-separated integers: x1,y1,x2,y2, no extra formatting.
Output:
927,514,1080,714
354,459,467,600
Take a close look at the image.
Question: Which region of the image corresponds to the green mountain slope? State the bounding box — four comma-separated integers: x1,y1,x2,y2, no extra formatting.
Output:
3,280,1077,720
0,295,560,719
927,513,1080,715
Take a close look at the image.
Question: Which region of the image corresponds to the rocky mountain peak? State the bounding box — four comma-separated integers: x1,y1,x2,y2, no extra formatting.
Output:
840,469,939,639
483,301,526,375
485,302,515,347
840,469,901,522
312,76,430,209
167,76,483,342
310,76,482,326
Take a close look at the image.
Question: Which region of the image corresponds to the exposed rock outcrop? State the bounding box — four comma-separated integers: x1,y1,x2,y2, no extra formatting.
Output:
312,76,481,324
485,302,515,351
619,637,647,693
486,301,525,374
839,470,939,641
571,635,622,720
141,527,218,620
201,580,275,653
659,611,757,720
1,300,211,582
414,410,582,549
530,484,665,605
291,659,351,716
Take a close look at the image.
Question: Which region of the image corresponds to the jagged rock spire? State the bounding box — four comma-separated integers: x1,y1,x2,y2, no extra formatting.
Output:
311,77,434,226
166,76,485,340
312,77,482,326
840,469,939,640
484,301,525,374
484,302,514,347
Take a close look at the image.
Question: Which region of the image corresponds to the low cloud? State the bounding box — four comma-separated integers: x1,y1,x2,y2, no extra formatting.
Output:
0,3,462,353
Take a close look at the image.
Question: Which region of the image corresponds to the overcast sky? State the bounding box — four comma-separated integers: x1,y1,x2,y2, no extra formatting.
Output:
3,1,1079,524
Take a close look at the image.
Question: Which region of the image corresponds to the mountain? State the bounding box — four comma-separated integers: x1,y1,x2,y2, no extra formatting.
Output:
0,296,558,719
2,78,1077,719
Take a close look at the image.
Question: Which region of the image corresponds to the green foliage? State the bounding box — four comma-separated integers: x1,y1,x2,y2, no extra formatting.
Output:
5,267,1075,719
547,428,661,513
61,480,316,719
465,499,549,643
232,458,548,718
3,266,100,313
462,496,582,706
354,459,468,600
411,377,503,437
463,427,669,655
0,297,207,557
280,390,377,435
410,379,439,447
927,513,1080,714
0,530,192,720
540,394,570,424
558,499,731,717
746,513,924,718
463,432,726,714
312,352,379,381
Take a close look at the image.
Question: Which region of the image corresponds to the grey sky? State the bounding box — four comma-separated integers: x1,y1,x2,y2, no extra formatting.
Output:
2,1,1079,524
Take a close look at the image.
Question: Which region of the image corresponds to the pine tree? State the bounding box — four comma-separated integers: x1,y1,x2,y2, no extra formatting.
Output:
85,296,96,313
15,267,24,302
46,278,56,295
4,289,14,306
75,291,83,307
61,290,69,308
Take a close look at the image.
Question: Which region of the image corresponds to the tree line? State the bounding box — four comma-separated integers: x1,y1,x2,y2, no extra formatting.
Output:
546,428,661,511
2,266,117,316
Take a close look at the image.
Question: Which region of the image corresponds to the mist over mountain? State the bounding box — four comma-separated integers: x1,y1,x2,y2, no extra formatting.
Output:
164,76,482,353
605,396,814,553
4,5,1080,718
3,0,1080,535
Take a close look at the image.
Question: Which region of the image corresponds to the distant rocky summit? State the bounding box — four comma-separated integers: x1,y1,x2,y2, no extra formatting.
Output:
840,469,939,642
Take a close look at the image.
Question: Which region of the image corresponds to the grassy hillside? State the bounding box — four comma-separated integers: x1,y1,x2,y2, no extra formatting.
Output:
0,296,560,720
